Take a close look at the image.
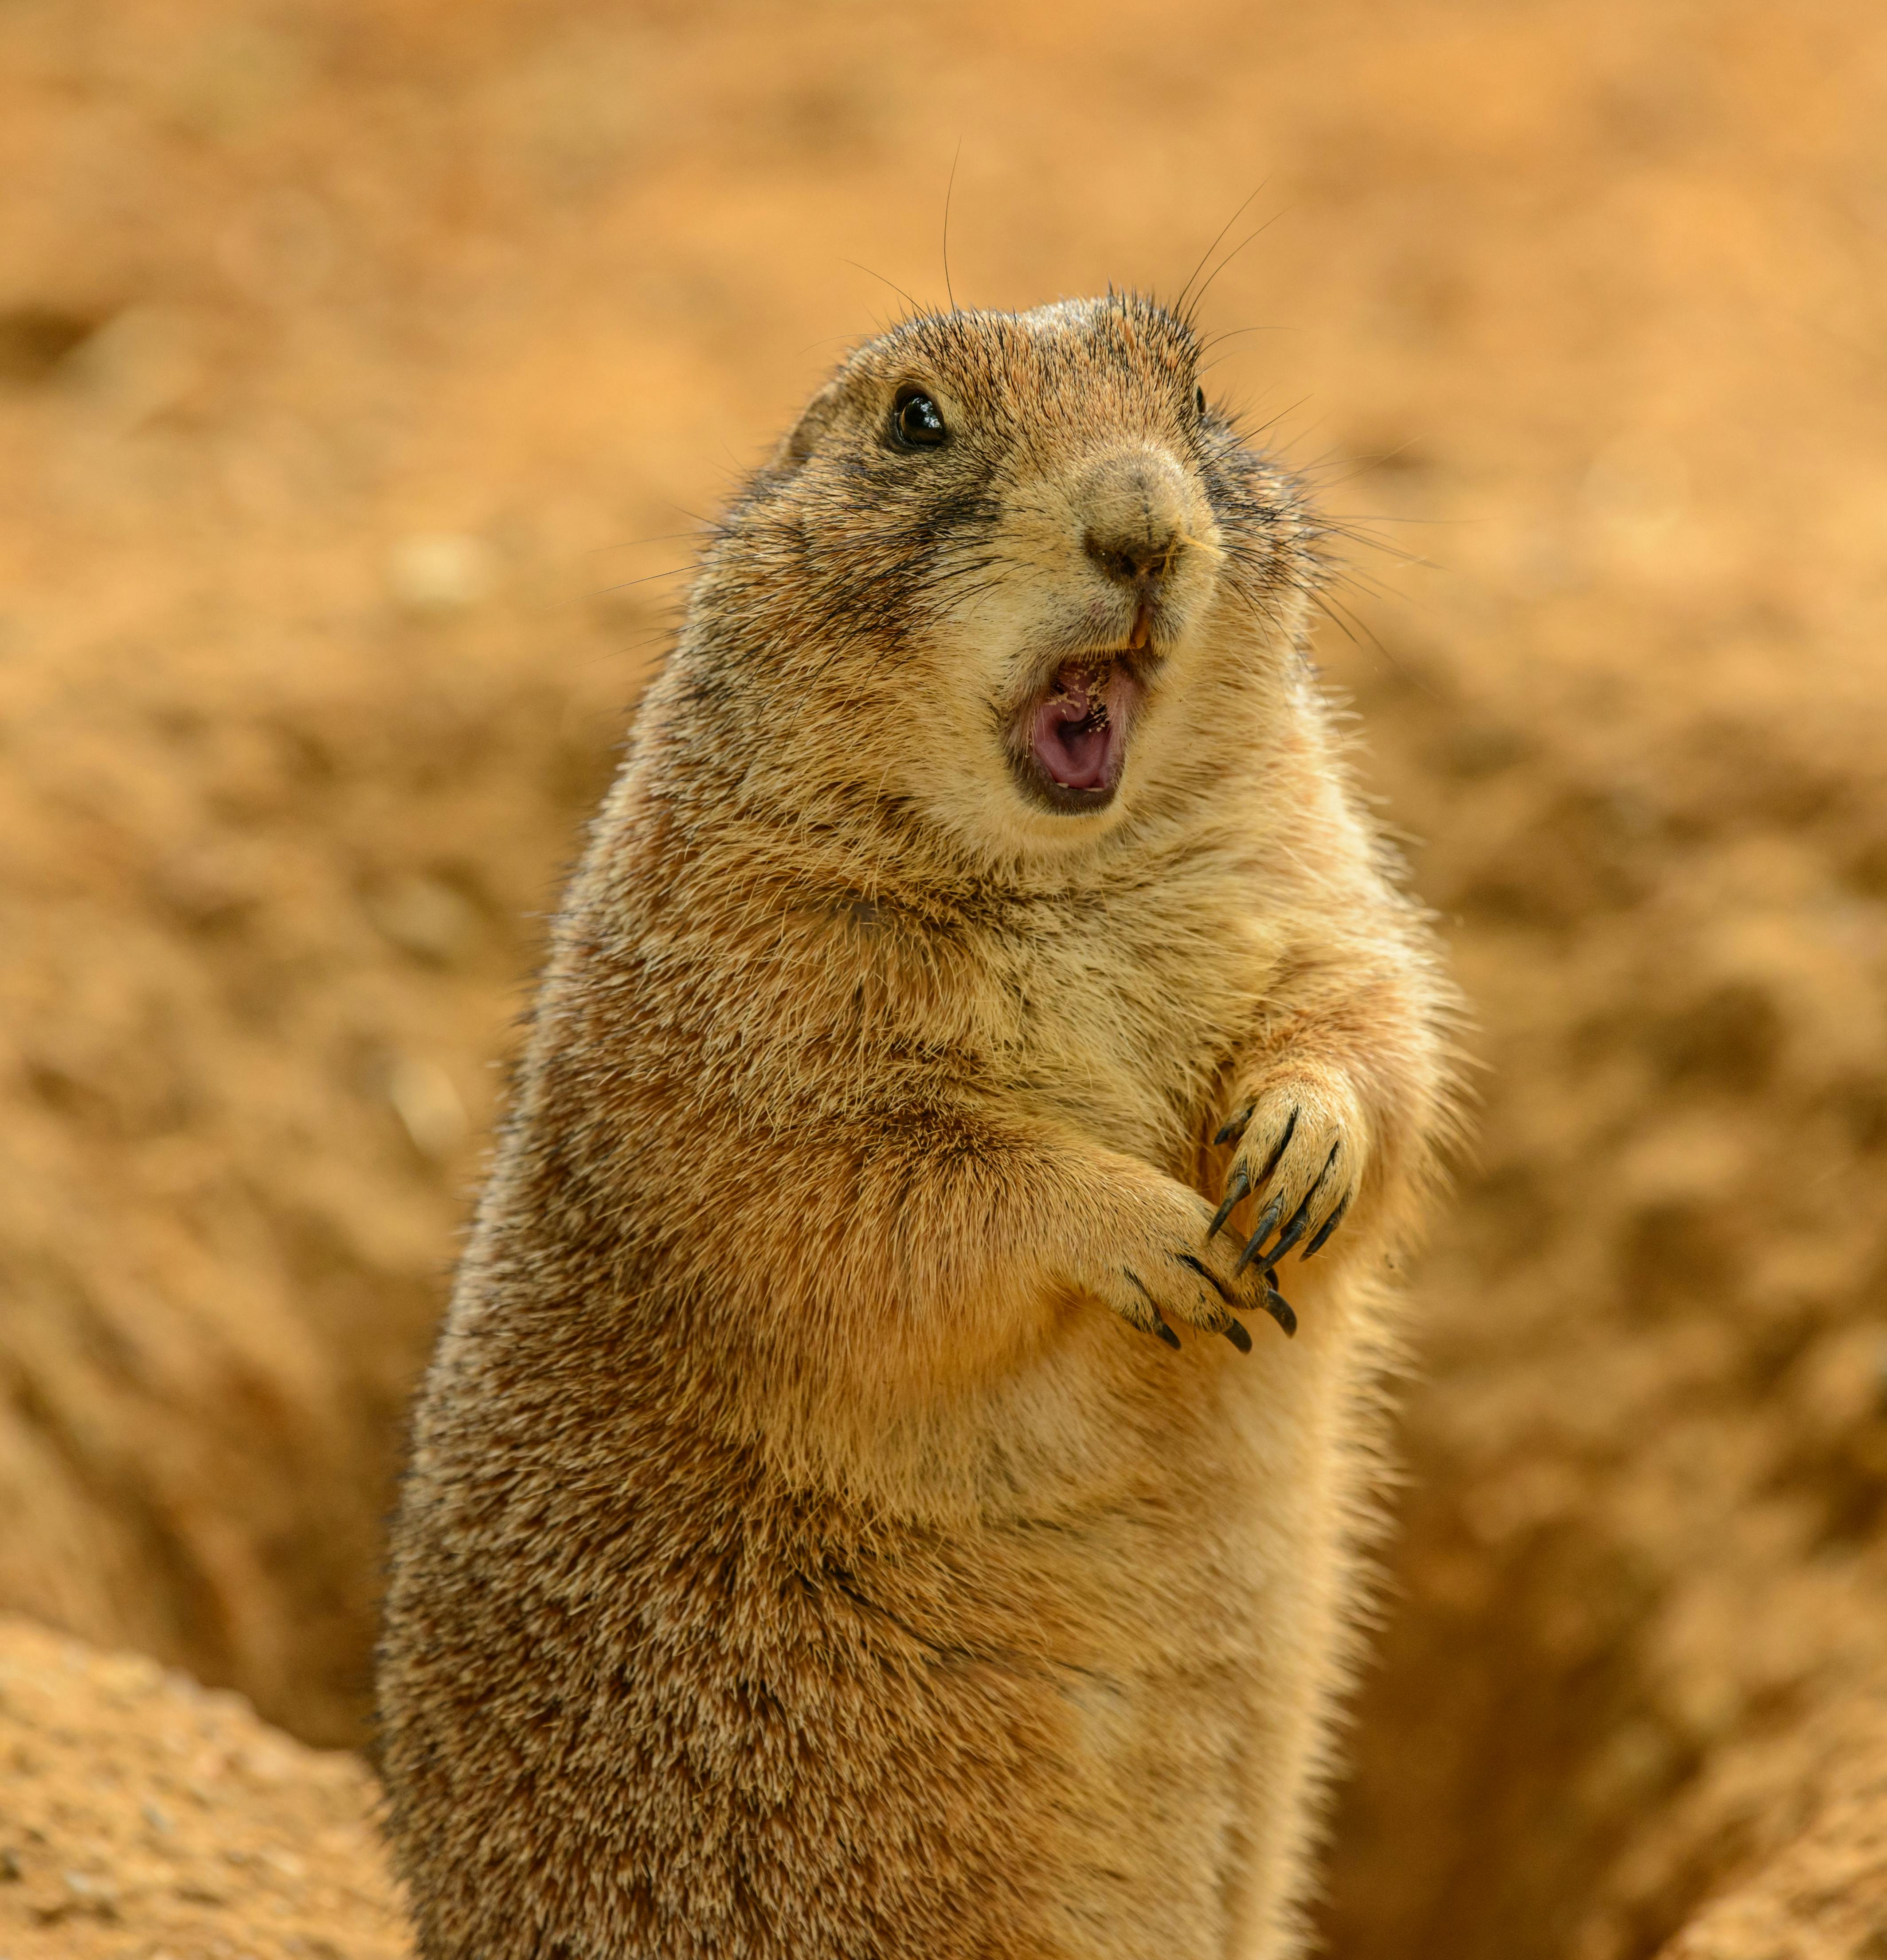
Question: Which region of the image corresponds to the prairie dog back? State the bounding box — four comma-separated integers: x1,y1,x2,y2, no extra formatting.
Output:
377,293,1457,1960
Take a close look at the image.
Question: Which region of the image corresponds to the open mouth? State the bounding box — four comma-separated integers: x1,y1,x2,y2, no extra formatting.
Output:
1014,653,1145,812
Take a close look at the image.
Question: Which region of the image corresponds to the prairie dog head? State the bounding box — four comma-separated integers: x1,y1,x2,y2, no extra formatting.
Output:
678,294,1319,868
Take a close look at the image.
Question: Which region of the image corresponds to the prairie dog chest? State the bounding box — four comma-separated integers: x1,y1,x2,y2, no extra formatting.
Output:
995,888,1261,1162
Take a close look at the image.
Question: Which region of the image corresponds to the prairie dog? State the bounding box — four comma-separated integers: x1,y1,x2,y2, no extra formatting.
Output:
377,294,1457,1959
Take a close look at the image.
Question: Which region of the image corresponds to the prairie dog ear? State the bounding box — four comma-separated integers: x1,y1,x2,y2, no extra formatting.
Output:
771,379,845,471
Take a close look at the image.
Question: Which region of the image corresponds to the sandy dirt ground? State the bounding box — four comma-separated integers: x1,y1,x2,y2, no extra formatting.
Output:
0,1614,405,1959
3,1,1887,1955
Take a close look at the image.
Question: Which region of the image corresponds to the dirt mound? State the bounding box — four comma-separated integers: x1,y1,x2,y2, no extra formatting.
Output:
1612,1684,1887,1960
4,1,1887,1954
0,612,620,1743
1320,646,1887,1960
0,1613,405,1959
1647,1694,1887,1960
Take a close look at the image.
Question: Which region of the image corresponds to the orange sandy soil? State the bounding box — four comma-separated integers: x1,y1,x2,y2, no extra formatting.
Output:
3,2,1887,1956
0,1615,404,1959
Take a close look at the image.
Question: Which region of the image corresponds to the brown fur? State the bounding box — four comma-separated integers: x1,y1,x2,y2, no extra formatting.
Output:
376,294,1460,1959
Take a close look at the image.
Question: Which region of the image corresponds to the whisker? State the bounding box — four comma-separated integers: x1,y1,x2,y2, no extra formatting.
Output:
592,564,698,595
843,259,924,315
942,138,963,314
1174,183,1271,324
585,530,713,557
1184,207,1292,327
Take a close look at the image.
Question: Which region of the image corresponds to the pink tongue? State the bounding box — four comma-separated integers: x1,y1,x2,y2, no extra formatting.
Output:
1032,664,1114,789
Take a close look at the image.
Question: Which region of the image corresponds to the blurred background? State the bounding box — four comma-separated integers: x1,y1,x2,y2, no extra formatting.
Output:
3,1,1886,1955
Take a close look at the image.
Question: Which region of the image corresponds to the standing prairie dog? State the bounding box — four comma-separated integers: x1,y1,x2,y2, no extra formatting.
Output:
377,293,1457,1960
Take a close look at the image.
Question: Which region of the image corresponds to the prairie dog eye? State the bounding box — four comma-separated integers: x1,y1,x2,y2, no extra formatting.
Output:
892,385,948,449
1194,384,1207,417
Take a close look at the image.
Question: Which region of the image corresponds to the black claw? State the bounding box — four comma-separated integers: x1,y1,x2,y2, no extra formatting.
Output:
1236,1195,1286,1274
1260,1208,1314,1268
1302,1191,1352,1261
1253,1143,1342,1268
1208,1165,1252,1239
1177,1252,1237,1307
1253,1106,1300,1188
1222,1317,1253,1354
1262,1288,1298,1338
1125,1270,1183,1348
1214,1103,1256,1147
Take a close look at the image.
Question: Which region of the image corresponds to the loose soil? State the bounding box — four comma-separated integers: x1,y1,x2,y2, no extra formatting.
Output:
3,3,1886,1956
0,1614,403,1960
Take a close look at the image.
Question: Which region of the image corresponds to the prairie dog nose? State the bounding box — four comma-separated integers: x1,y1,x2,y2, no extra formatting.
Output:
1079,447,1192,592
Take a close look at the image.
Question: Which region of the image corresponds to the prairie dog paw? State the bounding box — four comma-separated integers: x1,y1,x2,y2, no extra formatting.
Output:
1210,1080,1366,1305
1073,1179,1288,1355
